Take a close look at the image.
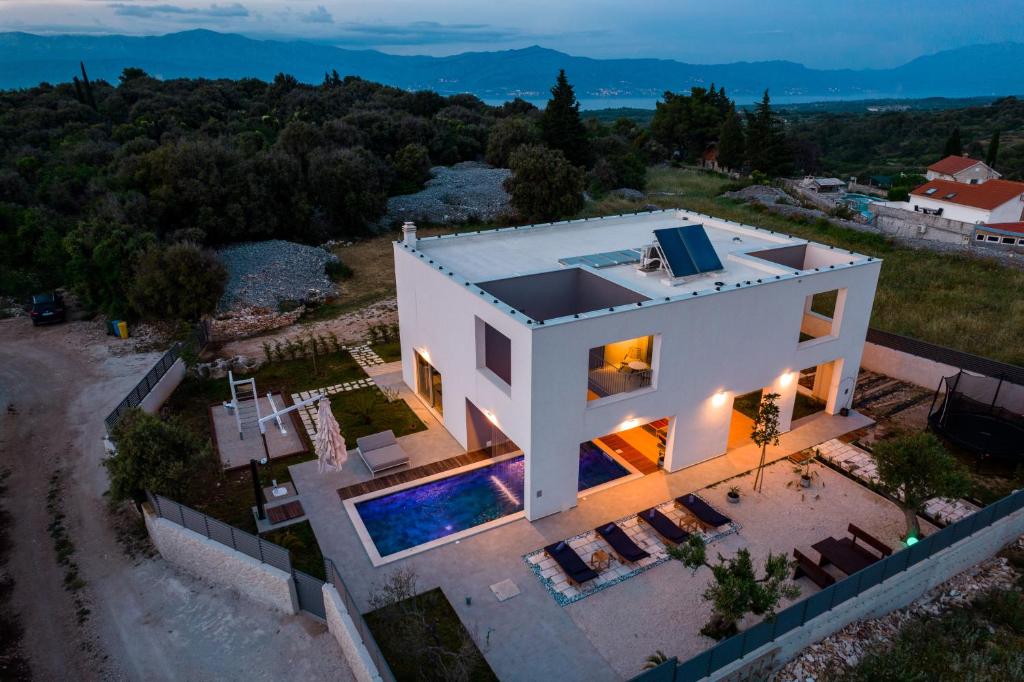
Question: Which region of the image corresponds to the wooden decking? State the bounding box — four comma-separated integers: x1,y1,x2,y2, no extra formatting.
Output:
597,433,660,475
337,449,493,500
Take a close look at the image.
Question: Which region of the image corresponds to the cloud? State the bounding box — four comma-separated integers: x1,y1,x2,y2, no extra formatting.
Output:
108,3,250,19
313,20,562,47
300,5,333,24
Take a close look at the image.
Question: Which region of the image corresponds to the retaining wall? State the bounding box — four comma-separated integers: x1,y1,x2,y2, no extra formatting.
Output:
708,506,1024,681
143,507,299,615
861,340,1024,413
873,204,974,245
208,306,305,342
323,585,385,682
139,357,186,414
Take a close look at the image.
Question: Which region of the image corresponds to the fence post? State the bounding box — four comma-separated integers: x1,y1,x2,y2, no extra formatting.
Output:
203,514,210,539
178,501,186,527
229,526,237,552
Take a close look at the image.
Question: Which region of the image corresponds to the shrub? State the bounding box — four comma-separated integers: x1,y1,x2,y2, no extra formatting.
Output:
325,259,353,281
484,117,540,167
504,145,585,223
392,143,432,194
888,187,910,201
127,242,226,321
107,409,209,503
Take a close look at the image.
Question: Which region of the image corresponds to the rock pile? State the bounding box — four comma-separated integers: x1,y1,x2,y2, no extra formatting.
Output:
193,355,262,380
772,538,1023,681
216,240,336,312
382,162,512,226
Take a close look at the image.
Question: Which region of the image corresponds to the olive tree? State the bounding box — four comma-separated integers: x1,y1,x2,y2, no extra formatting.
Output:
751,392,782,492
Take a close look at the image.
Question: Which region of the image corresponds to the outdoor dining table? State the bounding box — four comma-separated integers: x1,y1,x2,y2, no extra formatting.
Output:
811,536,878,576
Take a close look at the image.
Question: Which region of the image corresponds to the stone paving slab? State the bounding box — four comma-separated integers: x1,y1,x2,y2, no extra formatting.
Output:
490,579,521,602
817,438,979,525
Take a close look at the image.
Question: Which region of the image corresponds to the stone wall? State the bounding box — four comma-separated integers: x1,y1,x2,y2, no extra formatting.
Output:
873,204,974,245
707,506,1024,681
323,585,385,682
143,507,299,615
208,306,305,343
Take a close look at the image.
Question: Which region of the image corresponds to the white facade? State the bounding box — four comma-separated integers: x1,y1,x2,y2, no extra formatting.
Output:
926,161,1000,185
908,194,1024,224
395,210,881,521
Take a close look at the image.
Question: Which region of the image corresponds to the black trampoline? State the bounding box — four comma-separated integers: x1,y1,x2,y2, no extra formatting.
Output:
928,371,1024,461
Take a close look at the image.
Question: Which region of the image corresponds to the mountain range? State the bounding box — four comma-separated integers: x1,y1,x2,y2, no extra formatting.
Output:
2,30,1023,102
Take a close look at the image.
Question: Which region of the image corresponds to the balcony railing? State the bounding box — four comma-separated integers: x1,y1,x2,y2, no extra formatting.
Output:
588,365,653,399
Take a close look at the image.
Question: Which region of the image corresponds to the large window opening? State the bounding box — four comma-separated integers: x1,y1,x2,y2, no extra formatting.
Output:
795,362,832,420
475,318,512,388
587,335,655,400
415,352,443,416
728,389,763,449
799,288,844,343
465,400,518,459
580,417,669,493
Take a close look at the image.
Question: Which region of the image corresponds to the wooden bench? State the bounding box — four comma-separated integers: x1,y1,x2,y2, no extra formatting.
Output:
847,523,893,558
793,548,835,588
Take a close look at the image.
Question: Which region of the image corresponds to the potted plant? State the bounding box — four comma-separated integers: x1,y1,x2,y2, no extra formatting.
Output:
727,486,741,504
799,449,820,488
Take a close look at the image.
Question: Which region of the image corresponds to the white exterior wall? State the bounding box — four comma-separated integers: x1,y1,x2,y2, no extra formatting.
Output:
908,195,1024,224
395,237,880,521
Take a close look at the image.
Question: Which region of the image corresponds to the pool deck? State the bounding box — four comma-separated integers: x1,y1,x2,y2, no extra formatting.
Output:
290,398,877,681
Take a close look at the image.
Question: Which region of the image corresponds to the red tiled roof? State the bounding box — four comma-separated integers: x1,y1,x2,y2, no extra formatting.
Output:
983,222,1024,234
910,178,1024,210
927,155,982,175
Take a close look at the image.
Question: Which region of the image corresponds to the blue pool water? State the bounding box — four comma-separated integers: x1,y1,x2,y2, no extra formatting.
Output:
843,193,879,219
355,445,630,557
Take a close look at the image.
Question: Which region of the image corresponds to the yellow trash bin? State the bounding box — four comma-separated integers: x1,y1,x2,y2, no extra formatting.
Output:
117,320,129,339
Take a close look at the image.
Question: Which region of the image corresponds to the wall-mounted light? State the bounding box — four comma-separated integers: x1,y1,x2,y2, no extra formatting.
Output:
484,409,498,425
416,347,431,363
622,417,639,429
779,371,795,388
712,391,728,408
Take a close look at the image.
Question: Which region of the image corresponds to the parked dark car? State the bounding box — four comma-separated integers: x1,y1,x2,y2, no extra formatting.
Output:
30,292,65,326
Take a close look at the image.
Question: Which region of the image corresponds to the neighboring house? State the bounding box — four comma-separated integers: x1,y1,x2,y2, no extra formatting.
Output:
925,155,1001,184
974,222,1024,247
799,176,846,193
908,178,1024,224
394,211,881,520
700,142,719,171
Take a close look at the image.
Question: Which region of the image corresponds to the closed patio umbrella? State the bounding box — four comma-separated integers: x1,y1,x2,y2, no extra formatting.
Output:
315,397,347,473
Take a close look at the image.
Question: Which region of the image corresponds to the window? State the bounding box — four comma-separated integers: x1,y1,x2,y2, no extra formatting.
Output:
925,188,937,195
1002,237,1015,244
987,236,1000,242
587,335,654,401
483,322,511,385
799,288,845,344
943,193,957,199
975,233,986,241
970,179,979,184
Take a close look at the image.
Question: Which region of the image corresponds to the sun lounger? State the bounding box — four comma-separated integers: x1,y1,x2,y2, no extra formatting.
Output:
637,507,690,544
595,522,650,563
675,493,731,529
356,430,409,475
793,548,835,588
544,541,599,586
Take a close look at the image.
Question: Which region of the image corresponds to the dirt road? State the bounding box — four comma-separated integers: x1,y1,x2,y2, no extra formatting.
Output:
0,317,354,681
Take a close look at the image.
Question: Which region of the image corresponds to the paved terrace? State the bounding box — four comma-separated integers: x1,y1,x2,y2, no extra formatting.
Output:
290,377,887,681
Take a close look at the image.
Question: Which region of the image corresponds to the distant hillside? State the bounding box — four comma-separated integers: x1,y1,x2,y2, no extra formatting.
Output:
2,30,1024,100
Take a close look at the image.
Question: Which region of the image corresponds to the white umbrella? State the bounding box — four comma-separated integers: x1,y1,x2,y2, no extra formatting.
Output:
315,397,347,473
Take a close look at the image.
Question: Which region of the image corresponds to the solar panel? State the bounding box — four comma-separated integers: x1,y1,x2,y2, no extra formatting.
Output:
558,249,642,269
654,225,723,278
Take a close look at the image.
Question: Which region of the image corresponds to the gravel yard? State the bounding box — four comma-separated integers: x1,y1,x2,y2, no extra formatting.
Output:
383,161,512,226
217,240,336,312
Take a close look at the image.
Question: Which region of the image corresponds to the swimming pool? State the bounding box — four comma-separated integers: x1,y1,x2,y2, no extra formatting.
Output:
843,193,880,219
352,444,631,559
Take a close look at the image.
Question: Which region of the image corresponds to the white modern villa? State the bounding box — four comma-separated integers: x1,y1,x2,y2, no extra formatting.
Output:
394,210,881,521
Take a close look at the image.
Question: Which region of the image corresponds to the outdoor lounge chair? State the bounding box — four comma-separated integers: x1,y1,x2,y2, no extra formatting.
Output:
356,430,409,475
675,493,731,529
595,522,651,563
637,507,690,544
544,541,599,587
793,548,835,588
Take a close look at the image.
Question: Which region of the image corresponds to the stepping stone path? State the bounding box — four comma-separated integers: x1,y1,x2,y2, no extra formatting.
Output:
347,344,385,369
292,378,376,439
816,439,979,525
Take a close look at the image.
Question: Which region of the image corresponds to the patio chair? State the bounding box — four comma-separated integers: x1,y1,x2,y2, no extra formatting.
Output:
355,430,409,476
793,548,835,588
637,507,690,545
595,522,650,563
544,541,599,587
674,493,731,529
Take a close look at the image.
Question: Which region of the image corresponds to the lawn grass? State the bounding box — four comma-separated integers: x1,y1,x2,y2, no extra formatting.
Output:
371,341,402,362
793,393,826,420
331,388,426,441
590,167,1024,366
365,587,498,682
252,351,366,393
835,588,1024,681
262,520,326,580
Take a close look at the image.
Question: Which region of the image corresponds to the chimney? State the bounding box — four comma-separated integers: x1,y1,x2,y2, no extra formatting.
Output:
402,221,417,247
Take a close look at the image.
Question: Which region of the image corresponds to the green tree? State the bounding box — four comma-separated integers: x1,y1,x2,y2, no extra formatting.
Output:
986,130,1001,169
504,145,584,222
63,219,156,316
745,91,792,177
307,146,389,235
392,143,432,194
127,242,226,320
944,127,963,157
540,70,590,167
872,432,970,540
485,117,540,167
751,392,781,492
108,409,210,503
671,536,799,639
717,108,746,171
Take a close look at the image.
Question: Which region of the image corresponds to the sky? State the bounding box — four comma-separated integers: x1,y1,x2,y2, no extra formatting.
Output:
0,0,1017,69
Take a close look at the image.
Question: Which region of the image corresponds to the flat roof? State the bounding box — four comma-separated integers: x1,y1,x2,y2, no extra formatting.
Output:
403,209,876,326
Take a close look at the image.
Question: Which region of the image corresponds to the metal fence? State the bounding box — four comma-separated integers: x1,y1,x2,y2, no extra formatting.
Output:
325,558,396,682
641,488,1024,682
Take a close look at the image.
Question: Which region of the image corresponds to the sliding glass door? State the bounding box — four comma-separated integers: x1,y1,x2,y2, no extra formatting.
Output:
416,352,443,416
